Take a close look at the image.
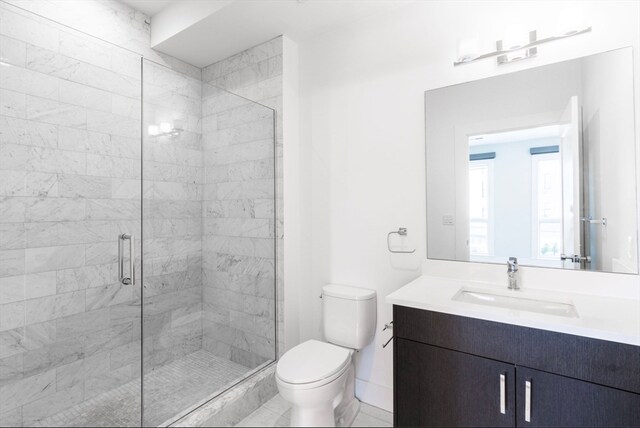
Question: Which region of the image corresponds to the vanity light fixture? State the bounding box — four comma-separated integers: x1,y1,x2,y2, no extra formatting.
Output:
454,26,592,66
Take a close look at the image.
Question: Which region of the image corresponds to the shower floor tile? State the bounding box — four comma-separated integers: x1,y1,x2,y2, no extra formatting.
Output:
35,350,249,427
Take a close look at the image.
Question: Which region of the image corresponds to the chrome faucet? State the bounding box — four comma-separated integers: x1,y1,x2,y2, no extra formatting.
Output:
507,257,519,290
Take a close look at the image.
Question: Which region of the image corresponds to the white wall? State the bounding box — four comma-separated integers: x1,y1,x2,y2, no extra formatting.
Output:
294,0,640,411
282,36,301,355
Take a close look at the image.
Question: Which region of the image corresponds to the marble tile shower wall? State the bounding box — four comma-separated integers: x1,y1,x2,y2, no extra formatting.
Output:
0,2,281,425
142,61,204,370
200,37,283,367
0,6,201,426
0,6,143,426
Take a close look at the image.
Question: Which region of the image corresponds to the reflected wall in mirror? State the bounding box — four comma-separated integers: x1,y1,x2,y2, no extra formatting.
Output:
426,47,638,274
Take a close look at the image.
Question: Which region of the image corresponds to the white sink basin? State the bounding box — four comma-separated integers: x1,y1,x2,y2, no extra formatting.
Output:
452,288,579,318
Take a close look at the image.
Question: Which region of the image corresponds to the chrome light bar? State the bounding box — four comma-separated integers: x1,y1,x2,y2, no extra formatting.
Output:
454,27,592,66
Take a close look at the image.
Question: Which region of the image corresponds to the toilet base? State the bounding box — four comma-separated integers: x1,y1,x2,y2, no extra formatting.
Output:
289,397,360,428
335,396,360,427
277,348,362,427
278,363,350,427
290,402,337,427
334,362,359,427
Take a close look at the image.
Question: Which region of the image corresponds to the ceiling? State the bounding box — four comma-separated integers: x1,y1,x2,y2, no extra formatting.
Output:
118,0,177,16
118,0,413,68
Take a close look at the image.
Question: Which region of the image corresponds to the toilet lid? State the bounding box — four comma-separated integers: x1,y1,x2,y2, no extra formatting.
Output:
277,340,351,385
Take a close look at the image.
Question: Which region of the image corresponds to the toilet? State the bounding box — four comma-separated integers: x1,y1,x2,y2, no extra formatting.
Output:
276,284,377,427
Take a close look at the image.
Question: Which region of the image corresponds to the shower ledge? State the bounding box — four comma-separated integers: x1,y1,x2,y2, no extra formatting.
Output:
170,362,277,427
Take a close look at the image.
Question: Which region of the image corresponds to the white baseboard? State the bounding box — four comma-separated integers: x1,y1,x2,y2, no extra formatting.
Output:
355,378,393,413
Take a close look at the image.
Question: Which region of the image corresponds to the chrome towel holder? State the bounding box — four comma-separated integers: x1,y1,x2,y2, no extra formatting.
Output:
387,227,415,254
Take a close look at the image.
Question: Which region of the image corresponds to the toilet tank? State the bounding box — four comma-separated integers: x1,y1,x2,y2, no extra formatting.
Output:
322,284,376,349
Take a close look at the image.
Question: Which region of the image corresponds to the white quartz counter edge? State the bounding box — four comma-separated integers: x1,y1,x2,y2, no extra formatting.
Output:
386,275,640,346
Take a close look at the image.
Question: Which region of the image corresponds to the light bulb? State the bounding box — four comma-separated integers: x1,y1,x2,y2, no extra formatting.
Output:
160,122,172,133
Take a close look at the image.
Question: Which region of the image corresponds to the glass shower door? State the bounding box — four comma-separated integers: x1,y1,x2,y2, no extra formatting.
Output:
0,3,143,426
0,2,277,422
141,59,277,426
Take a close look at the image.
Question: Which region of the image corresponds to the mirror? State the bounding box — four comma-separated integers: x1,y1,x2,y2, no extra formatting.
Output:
426,47,638,274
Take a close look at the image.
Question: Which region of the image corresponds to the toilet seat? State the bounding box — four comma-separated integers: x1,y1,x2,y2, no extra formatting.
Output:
277,340,352,389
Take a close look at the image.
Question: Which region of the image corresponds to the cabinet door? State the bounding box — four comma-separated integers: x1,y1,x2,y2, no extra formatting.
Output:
395,339,515,427
516,366,640,427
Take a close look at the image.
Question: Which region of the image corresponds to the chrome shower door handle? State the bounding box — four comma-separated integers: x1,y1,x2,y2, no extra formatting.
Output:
118,234,135,285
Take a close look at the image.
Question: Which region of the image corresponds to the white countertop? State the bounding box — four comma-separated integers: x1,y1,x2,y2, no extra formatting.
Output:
386,275,640,346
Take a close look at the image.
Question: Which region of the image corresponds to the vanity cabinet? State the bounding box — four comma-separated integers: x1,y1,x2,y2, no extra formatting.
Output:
396,339,515,427
393,306,640,427
515,367,640,427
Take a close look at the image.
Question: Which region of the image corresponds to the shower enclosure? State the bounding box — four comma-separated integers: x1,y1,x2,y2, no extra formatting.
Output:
0,3,277,426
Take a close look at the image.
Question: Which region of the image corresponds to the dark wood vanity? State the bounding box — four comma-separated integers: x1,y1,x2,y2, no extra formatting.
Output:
393,305,640,427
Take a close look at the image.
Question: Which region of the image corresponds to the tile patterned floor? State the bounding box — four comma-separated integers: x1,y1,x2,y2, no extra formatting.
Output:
35,350,249,427
235,394,393,427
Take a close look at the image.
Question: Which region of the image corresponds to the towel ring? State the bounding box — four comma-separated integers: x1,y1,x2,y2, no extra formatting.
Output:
387,227,416,254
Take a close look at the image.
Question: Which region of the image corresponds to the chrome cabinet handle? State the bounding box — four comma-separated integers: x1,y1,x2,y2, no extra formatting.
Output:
118,234,135,285
500,373,506,414
525,380,532,422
